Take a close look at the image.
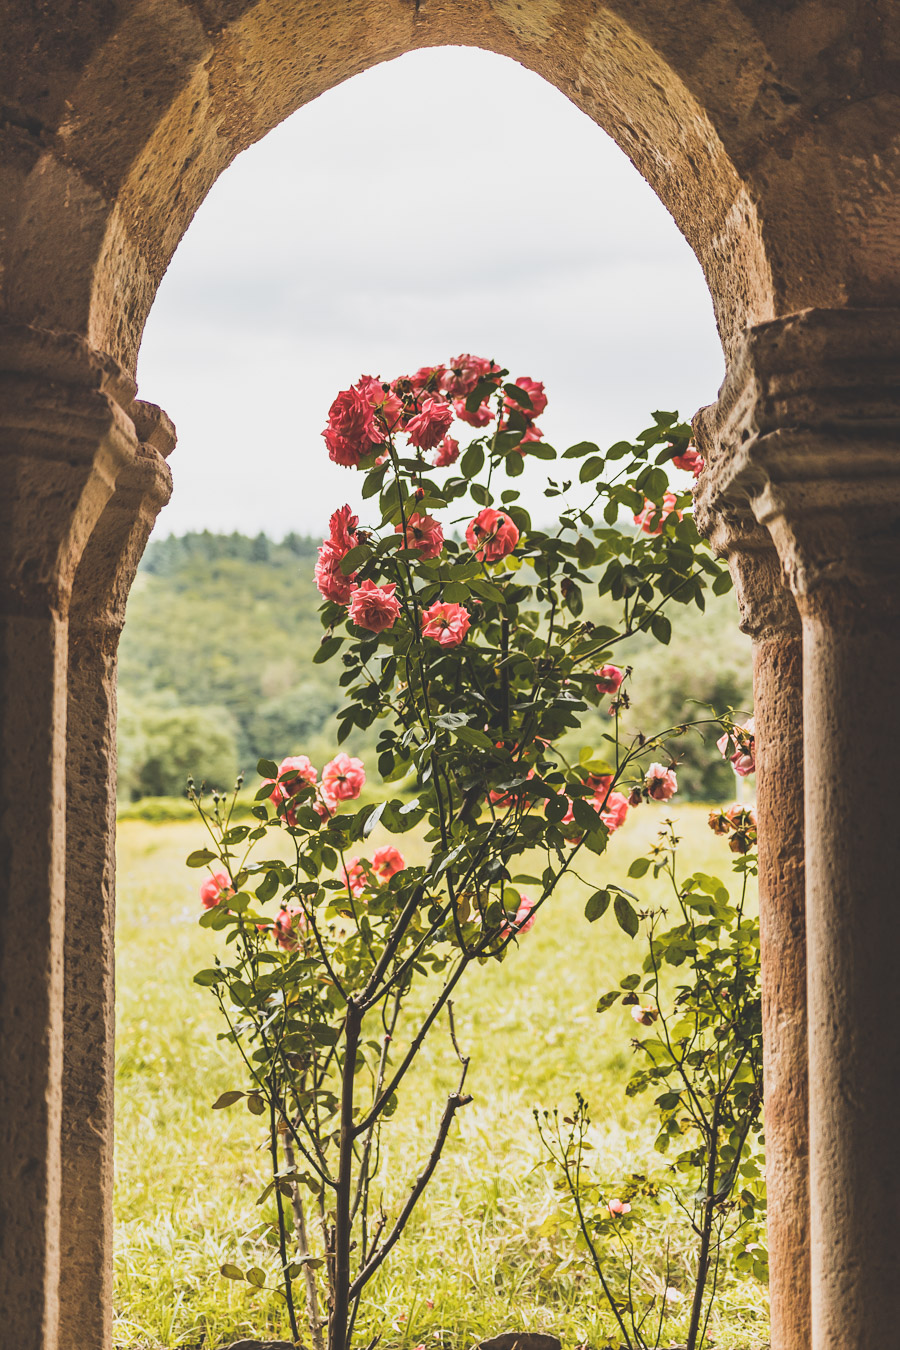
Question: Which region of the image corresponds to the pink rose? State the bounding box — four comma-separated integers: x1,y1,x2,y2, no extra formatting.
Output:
708,808,731,836
396,512,444,559
315,543,356,604
432,435,459,467
519,423,543,443
443,354,501,397
726,803,757,830
200,870,232,910
266,755,318,825
357,375,403,434
588,773,614,804
504,376,547,420
373,844,406,879
600,791,629,834
348,578,402,633
323,382,385,467
273,901,307,950
453,396,494,428
422,600,471,647
645,762,678,801
270,755,317,796
327,504,359,557
405,396,454,450
630,1005,658,1026
634,492,682,535
671,444,704,478
717,719,756,776
607,1198,632,1215
465,508,519,563
407,365,447,395
500,894,536,940
343,858,368,898
595,664,624,696
322,753,366,802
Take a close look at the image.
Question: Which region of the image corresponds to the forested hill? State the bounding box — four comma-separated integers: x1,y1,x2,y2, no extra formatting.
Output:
117,530,753,803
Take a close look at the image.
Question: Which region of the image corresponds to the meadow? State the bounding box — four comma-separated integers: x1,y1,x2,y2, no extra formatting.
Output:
114,804,769,1350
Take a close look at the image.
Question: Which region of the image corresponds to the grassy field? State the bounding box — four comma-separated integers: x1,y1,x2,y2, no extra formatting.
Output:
114,804,769,1350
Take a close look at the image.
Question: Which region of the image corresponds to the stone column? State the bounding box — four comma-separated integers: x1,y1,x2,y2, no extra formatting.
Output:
695,307,900,1350
60,405,174,1350
0,325,171,1350
693,499,808,1350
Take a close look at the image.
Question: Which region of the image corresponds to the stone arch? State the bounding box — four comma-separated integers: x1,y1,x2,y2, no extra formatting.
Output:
3,0,880,370
1,5,899,1350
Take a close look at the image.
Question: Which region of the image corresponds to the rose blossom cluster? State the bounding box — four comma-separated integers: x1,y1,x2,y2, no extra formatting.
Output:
315,359,541,646
198,865,307,951
315,505,360,605
343,845,406,899
717,719,756,777
263,752,365,825
708,802,758,854
321,355,546,469
556,773,631,839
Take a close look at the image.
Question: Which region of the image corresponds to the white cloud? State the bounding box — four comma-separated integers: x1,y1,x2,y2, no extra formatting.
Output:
138,46,723,539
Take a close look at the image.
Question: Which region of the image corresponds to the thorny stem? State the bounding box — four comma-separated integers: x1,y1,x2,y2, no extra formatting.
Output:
330,1000,363,1350
284,1131,325,1350
270,1085,301,1344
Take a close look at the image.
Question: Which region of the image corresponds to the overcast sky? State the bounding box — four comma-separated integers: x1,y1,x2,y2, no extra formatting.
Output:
136,46,724,541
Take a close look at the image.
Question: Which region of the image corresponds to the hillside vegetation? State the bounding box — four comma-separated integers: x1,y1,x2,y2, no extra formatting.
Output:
118,530,753,802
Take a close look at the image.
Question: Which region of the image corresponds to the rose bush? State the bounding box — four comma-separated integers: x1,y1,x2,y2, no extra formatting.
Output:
188,355,734,1350
539,819,764,1350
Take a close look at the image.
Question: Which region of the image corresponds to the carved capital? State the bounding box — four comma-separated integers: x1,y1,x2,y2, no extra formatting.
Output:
694,491,800,642
0,324,174,616
693,308,900,617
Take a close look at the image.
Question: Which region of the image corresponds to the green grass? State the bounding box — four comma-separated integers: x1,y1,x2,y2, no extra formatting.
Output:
114,805,769,1349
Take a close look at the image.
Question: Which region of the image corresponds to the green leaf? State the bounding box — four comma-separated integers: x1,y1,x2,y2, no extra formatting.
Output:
596,990,621,1013
313,637,343,665
562,441,600,459
193,968,224,987
247,1093,266,1116
572,797,602,831
455,726,494,749
256,870,280,903
650,614,672,645
257,759,279,779
579,456,605,483
220,1264,245,1281
584,889,610,922
614,894,640,937
363,801,386,837
470,579,505,603
460,443,485,478
212,1090,245,1109
503,382,533,410
246,1266,267,1288
627,856,651,878
186,849,217,868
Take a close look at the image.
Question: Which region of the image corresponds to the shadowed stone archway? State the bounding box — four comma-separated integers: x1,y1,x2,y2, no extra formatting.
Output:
1,5,898,1349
